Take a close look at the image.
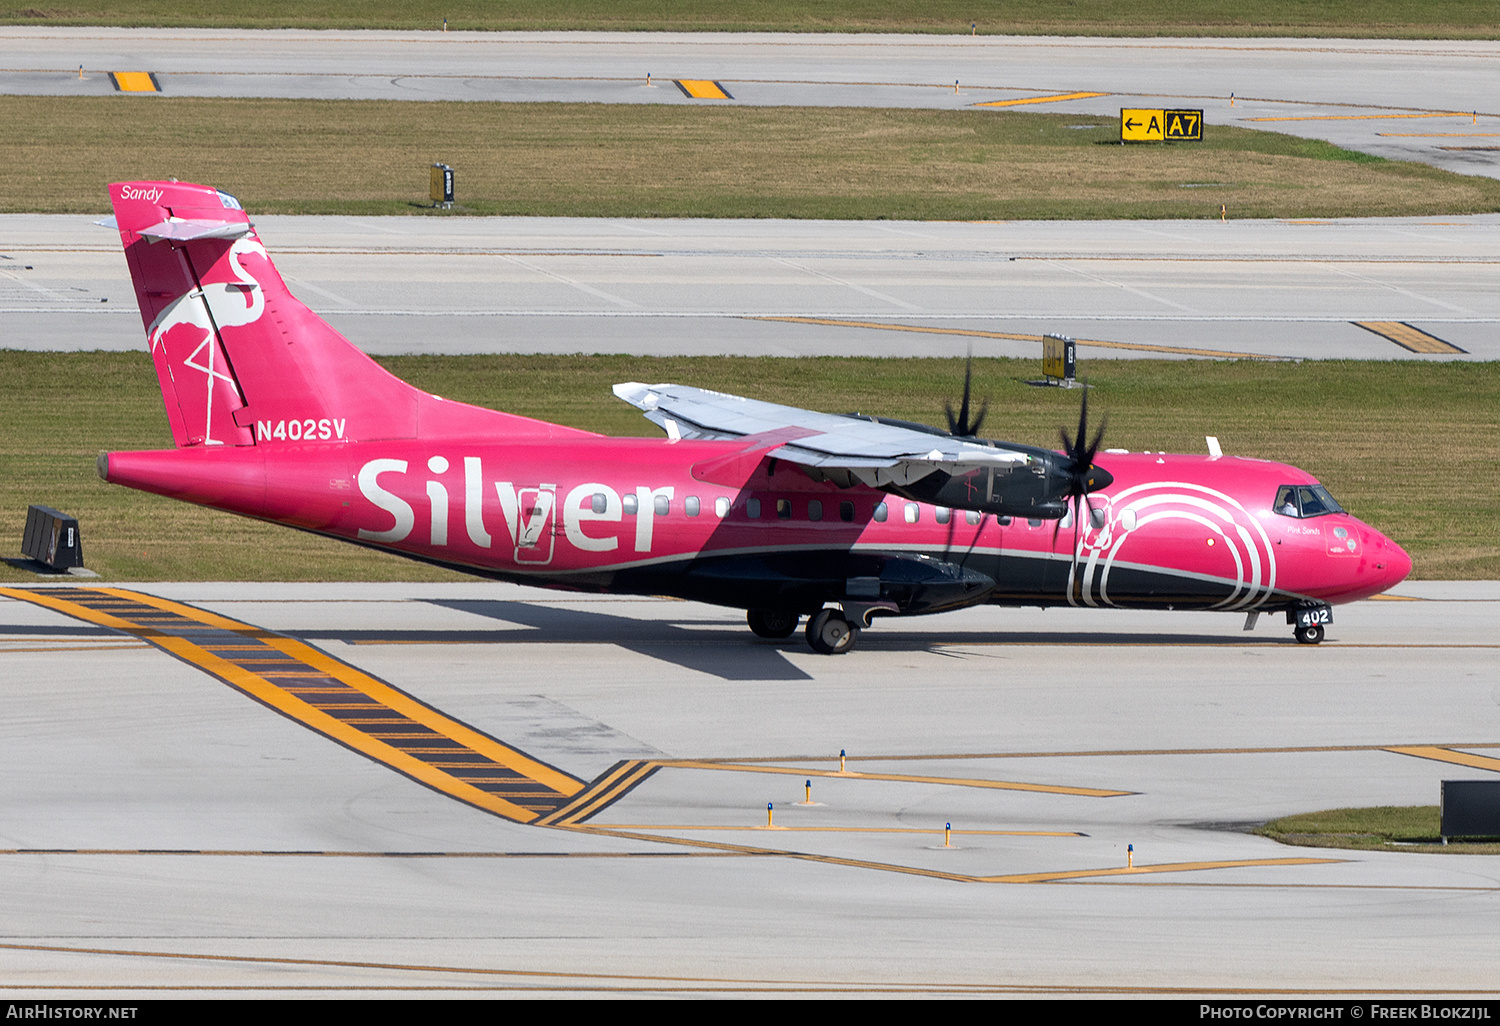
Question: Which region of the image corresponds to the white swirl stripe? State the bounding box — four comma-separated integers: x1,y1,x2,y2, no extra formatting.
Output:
1069,481,1277,611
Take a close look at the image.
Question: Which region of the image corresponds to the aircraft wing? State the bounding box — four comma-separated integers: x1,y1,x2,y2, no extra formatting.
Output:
612,382,1032,488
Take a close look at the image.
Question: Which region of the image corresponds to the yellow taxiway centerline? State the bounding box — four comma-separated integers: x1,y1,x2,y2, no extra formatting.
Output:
972,91,1110,108
656,759,1133,797
1243,112,1472,122
589,825,1084,836
982,857,1345,884
752,316,1281,361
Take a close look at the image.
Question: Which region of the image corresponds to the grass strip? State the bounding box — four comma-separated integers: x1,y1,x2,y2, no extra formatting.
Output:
2,1,1498,38
1258,806,1500,854
0,351,1495,582
5,99,1499,220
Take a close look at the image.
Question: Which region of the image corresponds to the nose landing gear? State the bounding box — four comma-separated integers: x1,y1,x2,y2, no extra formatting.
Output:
1294,623,1325,645
1288,604,1332,645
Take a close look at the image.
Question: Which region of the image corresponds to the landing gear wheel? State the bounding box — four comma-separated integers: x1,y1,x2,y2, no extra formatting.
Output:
806,609,859,655
747,609,799,639
1294,624,1325,645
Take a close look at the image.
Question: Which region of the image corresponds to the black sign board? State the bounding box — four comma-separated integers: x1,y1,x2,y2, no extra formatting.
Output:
1442,780,1500,839
21,504,84,570
1163,109,1204,141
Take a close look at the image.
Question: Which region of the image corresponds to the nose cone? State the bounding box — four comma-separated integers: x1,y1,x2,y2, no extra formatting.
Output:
1368,527,1413,593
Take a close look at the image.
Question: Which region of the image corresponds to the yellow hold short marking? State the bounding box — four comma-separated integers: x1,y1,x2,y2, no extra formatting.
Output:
111,72,158,92
676,80,732,100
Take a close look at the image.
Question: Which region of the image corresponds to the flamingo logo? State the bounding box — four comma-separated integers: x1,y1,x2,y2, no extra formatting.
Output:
145,235,268,446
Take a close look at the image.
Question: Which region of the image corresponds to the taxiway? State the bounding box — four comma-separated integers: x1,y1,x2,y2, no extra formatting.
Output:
2,29,1498,177
3,213,1495,360
1,580,1497,995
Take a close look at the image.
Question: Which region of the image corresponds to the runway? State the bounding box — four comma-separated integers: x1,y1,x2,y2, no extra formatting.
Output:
4,212,1496,360
2,29,1499,177
1,579,1498,995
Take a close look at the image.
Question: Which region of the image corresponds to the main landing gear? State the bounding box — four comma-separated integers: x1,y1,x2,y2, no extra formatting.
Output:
805,609,859,655
746,609,799,639
745,608,861,654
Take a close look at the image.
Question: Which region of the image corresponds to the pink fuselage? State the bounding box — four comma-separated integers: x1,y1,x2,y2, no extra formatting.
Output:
103,436,1412,618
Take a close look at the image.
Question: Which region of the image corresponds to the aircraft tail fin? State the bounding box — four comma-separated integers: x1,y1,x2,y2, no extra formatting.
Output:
109,181,587,447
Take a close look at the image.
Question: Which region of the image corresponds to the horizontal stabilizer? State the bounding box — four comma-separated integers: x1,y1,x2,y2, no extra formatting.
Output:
137,218,253,242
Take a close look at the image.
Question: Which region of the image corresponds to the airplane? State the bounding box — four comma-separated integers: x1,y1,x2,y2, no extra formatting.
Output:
95,181,1412,654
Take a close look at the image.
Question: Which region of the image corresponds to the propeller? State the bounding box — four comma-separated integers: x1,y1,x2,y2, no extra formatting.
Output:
943,350,989,439
1054,384,1113,601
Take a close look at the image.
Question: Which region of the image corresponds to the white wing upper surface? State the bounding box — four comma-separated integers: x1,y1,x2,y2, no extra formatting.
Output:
613,382,1031,488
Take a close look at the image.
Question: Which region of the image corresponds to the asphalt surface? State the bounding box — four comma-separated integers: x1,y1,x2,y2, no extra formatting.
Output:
4,212,1495,360
3,28,1499,177
1,580,1497,995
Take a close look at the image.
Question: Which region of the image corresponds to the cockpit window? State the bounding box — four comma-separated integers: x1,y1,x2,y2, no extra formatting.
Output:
1273,484,1345,519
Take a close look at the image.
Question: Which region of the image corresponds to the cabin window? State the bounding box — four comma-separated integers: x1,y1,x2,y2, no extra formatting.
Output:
685,496,700,516
1121,508,1137,531
840,501,855,522
776,498,792,520
966,510,981,525
873,502,888,523
715,496,730,518
590,493,608,514
1027,518,1042,528
904,503,920,524
999,515,1013,526
1090,506,1107,529
654,494,671,516
622,493,638,515
808,499,823,522
747,498,761,519
935,507,951,524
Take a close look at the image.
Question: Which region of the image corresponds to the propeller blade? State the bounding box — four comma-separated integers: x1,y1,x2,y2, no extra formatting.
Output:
1072,492,1083,602
1074,385,1089,457
968,397,988,438
942,349,989,438
1057,381,1112,501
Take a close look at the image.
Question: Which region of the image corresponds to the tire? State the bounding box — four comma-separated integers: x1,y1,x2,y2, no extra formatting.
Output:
747,609,799,639
806,609,858,655
1295,624,1325,645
